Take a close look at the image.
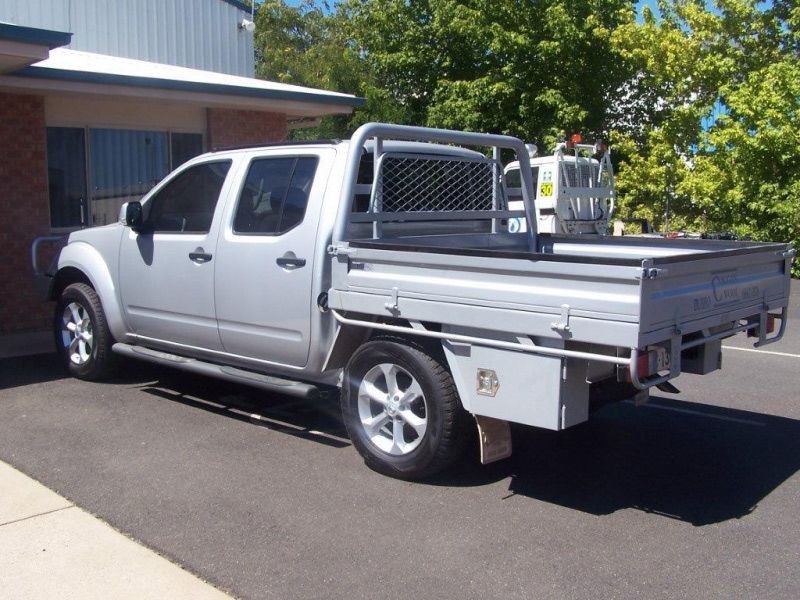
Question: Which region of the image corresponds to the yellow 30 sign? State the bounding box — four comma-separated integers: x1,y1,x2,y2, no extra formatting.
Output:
540,182,553,197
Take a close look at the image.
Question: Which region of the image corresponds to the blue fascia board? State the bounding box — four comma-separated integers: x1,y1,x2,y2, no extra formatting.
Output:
13,65,366,109
0,23,72,49
218,0,252,14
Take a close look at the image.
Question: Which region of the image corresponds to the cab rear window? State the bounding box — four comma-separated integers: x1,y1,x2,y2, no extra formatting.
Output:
233,157,319,235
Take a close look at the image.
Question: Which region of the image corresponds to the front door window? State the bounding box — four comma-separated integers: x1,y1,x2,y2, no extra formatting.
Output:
145,161,232,233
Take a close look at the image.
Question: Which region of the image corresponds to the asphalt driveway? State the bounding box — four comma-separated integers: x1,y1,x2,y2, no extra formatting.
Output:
1,282,798,599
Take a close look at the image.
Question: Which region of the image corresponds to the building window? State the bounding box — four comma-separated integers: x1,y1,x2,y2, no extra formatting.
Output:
46,127,205,229
171,133,205,169
90,128,170,227
47,127,88,229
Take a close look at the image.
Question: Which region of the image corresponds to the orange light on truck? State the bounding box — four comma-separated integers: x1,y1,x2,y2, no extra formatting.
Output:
620,347,670,383
748,313,778,337
767,313,776,334
566,133,583,149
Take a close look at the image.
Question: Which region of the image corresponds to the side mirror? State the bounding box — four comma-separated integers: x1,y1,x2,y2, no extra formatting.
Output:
120,201,143,231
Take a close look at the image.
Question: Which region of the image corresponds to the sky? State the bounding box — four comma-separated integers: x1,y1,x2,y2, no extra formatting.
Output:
276,1,710,17
639,0,659,14
276,0,774,22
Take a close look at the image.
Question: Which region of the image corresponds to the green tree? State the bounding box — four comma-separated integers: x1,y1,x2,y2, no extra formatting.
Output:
254,1,637,145
346,0,636,147
255,1,360,137
254,1,410,138
611,0,800,269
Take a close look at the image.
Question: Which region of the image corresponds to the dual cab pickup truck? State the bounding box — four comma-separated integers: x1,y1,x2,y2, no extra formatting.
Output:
38,123,795,479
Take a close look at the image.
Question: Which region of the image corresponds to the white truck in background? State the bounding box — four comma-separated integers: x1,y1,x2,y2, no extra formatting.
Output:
504,135,615,235
506,138,736,240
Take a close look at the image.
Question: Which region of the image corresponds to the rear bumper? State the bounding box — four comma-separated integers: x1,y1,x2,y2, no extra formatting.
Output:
629,305,788,389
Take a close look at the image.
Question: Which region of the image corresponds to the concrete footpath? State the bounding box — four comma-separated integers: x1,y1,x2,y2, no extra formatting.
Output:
0,461,233,600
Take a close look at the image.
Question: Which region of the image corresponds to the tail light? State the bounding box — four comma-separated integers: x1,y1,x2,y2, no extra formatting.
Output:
767,313,776,334
620,347,670,382
749,313,777,337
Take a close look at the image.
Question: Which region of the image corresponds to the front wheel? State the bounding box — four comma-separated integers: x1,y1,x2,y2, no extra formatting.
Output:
54,282,116,381
341,337,468,479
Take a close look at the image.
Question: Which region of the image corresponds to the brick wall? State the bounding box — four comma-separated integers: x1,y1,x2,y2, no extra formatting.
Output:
206,108,287,150
0,93,51,334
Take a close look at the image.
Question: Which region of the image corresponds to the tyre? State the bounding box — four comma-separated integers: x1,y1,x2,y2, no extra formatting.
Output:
54,282,116,381
341,337,468,479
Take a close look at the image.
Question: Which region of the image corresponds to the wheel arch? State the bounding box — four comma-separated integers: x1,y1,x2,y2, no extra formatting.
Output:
323,317,446,373
53,242,127,341
49,266,91,301
322,323,371,372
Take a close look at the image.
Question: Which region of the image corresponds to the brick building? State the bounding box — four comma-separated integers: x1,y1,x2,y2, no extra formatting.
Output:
0,0,362,335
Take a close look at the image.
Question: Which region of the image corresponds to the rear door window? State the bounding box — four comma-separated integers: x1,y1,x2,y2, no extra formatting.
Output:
233,157,319,235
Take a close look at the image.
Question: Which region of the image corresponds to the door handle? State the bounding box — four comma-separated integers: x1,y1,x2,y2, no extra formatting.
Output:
189,249,213,263
276,256,306,268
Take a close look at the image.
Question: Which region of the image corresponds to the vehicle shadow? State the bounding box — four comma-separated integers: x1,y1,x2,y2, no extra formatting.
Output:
437,397,800,526
0,354,349,447
0,353,68,390
0,352,166,391
146,365,800,526
136,368,350,449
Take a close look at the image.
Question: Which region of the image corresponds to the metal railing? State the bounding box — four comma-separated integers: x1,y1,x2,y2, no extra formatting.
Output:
31,235,67,276
333,123,539,251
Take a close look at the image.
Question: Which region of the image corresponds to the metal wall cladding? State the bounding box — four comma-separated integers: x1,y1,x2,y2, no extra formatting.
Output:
0,0,254,77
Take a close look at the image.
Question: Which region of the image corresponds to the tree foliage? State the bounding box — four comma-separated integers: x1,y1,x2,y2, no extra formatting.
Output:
254,1,368,137
610,0,800,270
255,0,636,145
346,0,636,147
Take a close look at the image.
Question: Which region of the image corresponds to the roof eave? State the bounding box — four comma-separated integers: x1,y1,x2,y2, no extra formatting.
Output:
219,0,252,14
14,65,365,109
0,23,72,49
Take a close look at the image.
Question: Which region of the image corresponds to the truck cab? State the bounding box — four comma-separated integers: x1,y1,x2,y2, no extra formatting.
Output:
504,137,615,235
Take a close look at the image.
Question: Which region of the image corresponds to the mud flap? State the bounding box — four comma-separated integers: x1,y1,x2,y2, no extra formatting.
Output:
475,415,512,464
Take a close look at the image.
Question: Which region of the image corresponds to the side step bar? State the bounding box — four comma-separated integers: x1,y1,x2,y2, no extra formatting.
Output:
112,342,320,400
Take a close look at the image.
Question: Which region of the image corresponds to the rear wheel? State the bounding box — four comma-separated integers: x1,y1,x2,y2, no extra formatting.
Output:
54,282,116,381
341,337,468,479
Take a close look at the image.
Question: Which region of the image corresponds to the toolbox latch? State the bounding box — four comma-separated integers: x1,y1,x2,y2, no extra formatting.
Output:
551,304,571,334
